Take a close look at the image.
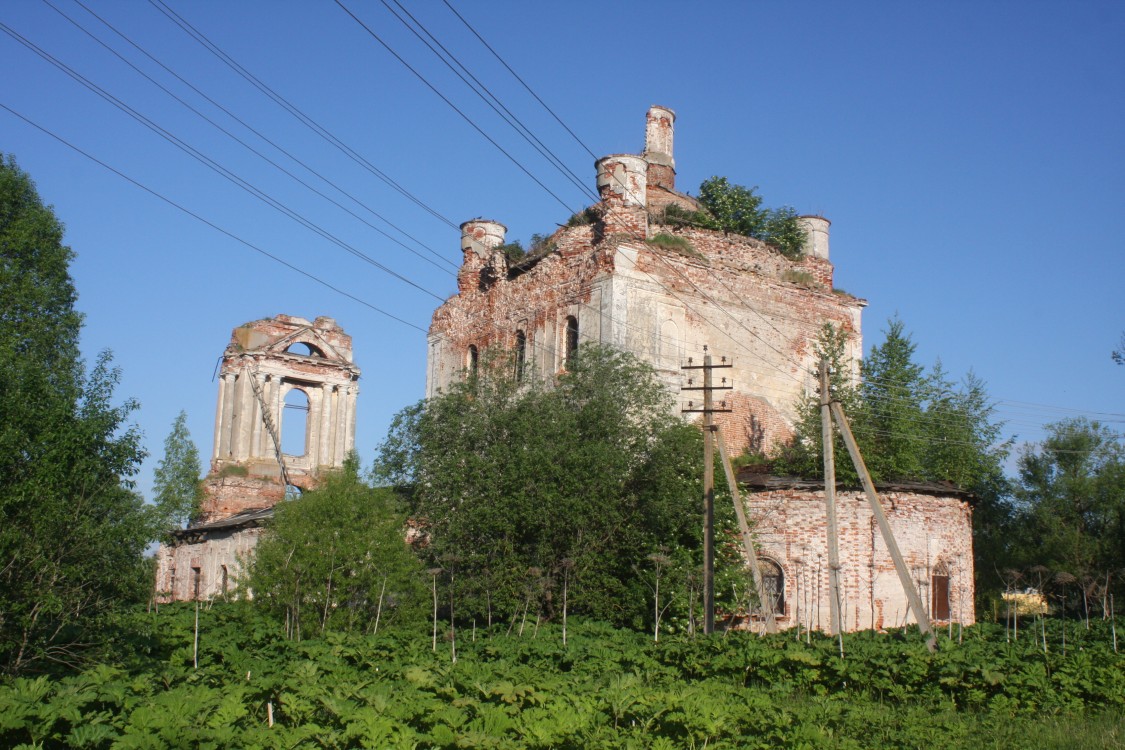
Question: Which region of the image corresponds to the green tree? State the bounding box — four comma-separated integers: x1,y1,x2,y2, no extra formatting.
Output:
771,319,1012,601
375,345,706,629
858,317,928,481
248,455,426,638
694,176,807,258
0,156,150,674
151,410,203,535
1012,418,1125,591
1112,332,1124,365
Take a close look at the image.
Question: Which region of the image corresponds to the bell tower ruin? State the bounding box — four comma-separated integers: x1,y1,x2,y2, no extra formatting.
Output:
155,314,360,601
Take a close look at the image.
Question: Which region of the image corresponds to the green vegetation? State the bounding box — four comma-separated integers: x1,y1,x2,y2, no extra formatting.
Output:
3,157,1124,748
565,205,599,227
772,319,1013,604
248,456,427,639
780,269,816,287
0,156,152,675
217,463,249,478
375,345,709,630
0,605,1121,749
1009,418,1125,601
151,410,204,536
775,319,1008,489
646,232,702,259
494,240,526,263
660,177,808,258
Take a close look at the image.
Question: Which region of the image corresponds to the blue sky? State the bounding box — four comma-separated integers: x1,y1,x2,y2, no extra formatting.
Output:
3,0,1123,497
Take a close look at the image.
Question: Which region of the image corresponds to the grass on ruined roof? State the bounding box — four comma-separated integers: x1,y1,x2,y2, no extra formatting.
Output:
646,232,705,260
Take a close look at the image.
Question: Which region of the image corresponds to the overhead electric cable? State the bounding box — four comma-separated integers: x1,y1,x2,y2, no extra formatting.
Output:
440,0,598,160
333,0,579,215
382,0,598,204
43,0,457,276
146,0,459,230
0,102,427,333
0,21,445,301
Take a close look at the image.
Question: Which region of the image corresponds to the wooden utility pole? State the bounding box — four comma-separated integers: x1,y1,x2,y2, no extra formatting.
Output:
682,347,731,634
714,426,778,634
818,356,936,652
820,361,843,637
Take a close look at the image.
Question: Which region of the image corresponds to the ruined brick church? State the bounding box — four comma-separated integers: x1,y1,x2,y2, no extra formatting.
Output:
427,106,975,630
157,107,975,632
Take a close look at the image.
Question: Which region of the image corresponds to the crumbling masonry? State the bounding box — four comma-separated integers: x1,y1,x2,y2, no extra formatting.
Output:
154,315,359,602
428,105,865,456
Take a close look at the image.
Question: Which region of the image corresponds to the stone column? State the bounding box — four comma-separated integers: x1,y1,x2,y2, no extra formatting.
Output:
249,371,264,459
273,382,286,460
213,371,228,460
341,385,356,455
317,383,333,468
233,370,255,461
218,371,236,458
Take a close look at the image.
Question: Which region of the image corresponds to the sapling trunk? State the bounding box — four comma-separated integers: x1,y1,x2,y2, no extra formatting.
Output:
562,567,569,648
373,575,387,635
1111,594,1117,654
430,571,439,651
449,567,456,664
193,600,200,670
518,595,530,637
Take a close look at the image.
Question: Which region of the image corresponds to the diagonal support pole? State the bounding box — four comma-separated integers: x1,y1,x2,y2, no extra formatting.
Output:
829,401,936,652
714,426,778,634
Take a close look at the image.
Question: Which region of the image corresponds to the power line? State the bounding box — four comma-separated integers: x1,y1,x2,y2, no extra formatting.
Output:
45,0,457,277
0,102,428,334
0,20,446,302
333,0,579,216
440,0,598,161
145,0,459,231
382,0,598,204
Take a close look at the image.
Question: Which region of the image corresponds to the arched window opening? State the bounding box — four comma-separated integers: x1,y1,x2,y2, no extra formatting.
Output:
515,330,527,380
191,566,202,601
757,559,785,616
282,388,310,456
931,564,951,620
285,341,325,357
564,316,579,365
467,345,479,377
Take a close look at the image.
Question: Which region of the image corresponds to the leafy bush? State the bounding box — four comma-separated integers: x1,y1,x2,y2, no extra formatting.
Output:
2,606,1122,749
375,345,707,630
565,206,600,227
694,176,807,259
248,456,427,639
494,241,525,263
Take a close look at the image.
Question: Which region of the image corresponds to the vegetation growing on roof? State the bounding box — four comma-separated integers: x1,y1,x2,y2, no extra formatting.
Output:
645,232,703,260
565,205,600,227
495,241,526,264
656,177,808,259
